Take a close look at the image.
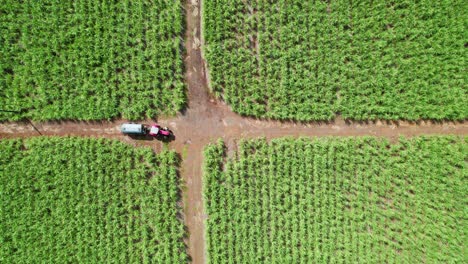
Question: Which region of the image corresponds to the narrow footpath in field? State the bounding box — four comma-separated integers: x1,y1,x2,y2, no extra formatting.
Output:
0,1,467,264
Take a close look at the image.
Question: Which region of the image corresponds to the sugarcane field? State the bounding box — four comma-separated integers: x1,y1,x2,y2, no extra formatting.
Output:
0,1,466,263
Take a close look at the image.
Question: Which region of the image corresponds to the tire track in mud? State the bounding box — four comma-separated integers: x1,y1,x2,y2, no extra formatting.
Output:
1,1,467,263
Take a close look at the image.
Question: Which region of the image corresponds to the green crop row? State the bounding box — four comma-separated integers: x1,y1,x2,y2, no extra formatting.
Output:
203,0,467,121
0,137,187,263
0,0,185,121
204,136,467,263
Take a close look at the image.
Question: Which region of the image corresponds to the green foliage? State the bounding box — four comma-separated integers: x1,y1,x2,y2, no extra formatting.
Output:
203,0,467,121
203,136,467,263
0,137,187,263
0,0,185,121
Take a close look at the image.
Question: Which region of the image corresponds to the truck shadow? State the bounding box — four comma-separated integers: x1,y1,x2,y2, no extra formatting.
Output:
128,134,155,141
127,134,176,142
160,134,176,143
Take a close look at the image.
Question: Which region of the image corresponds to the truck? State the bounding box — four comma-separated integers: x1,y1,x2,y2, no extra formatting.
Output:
120,123,172,139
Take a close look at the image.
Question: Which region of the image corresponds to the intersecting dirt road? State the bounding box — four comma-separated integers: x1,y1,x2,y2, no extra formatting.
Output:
1,1,467,263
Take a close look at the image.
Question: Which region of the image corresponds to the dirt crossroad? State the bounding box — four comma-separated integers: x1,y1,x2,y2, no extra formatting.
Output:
1,1,467,263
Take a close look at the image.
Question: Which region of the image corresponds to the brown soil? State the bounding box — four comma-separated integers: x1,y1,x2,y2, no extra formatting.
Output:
0,1,467,263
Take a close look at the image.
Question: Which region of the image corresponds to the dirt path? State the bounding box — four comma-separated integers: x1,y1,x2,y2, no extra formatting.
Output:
1,1,468,263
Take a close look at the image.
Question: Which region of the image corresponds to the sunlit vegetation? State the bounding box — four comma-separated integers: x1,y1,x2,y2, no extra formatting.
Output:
0,137,187,263
203,0,466,121
0,0,185,121
204,136,466,263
